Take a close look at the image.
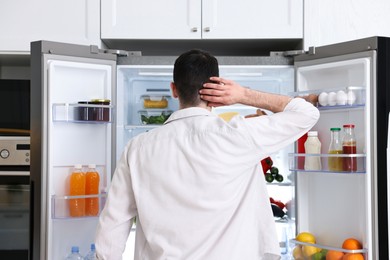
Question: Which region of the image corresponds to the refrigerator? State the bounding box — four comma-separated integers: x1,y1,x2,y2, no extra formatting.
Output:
30,37,390,260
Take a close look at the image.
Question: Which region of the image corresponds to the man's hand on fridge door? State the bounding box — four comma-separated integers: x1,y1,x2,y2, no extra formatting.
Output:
200,77,247,107
298,94,319,106
245,109,267,118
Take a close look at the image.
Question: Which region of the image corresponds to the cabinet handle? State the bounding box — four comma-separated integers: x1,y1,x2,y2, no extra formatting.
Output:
191,27,198,32
204,27,211,32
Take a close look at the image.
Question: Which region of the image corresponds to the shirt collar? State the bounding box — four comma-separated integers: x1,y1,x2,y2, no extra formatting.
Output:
164,107,214,125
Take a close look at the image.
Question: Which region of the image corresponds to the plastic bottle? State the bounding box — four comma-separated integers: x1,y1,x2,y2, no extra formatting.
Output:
69,164,86,217
297,132,308,170
342,124,357,171
304,131,322,170
65,246,84,260
328,127,343,171
84,243,97,260
85,164,100,216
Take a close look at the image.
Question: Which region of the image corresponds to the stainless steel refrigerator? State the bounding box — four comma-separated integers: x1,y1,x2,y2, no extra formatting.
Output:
30,37,390,260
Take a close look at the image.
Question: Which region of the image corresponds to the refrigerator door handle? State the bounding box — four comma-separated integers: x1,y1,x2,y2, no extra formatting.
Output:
387,111,390,257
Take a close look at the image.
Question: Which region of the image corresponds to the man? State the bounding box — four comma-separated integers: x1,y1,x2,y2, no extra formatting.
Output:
95,49,319,260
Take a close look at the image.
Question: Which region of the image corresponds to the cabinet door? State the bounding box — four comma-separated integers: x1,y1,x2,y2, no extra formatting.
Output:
304,0,390,48
101,0,202,39
202,0,303,39
0,0,100,52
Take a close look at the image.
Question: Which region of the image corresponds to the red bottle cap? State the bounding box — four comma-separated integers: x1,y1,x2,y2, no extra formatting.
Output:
343,124,355,128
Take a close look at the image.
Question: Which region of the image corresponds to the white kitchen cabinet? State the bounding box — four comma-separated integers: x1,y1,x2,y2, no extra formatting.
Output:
304,0,390,48
101,0,303,40
0,0,101,52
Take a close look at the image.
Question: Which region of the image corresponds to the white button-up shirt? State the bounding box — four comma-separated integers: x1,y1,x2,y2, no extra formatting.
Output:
95,98,319,260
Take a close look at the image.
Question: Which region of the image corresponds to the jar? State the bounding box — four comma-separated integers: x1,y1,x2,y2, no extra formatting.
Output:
90,99,110,122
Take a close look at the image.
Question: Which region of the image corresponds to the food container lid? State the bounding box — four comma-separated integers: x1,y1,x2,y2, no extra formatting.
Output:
90,99,111,104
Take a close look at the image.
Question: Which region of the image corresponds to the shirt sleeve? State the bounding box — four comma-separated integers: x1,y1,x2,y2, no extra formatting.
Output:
95,145,138,260
238,97,320,156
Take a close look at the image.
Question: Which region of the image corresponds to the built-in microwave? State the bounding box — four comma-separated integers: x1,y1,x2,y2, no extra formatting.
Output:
0,79,30,136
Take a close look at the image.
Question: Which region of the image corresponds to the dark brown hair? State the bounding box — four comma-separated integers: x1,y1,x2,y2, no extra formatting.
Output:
173,49,219,106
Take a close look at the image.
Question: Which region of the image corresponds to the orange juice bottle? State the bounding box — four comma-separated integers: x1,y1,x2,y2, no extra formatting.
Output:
85,164,100,216
69,164,86,217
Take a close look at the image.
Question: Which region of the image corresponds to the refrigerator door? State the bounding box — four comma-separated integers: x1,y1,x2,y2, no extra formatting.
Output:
292,45,376,258
30,41,117,260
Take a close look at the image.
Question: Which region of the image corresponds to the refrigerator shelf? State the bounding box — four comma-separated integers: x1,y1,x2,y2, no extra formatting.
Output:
125,125,158,130
290,239,367,254
288,153,366,174
52,103,113,123
266,181,293,187
51,193,107,219
317,103,365,111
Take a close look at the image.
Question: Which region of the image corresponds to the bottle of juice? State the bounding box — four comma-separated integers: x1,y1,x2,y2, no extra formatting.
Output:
342,124,357,171
69,164,86,217
328,127,343,171
85,164,100,216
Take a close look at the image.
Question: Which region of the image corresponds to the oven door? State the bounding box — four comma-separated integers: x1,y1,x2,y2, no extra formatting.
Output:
0,173,29,259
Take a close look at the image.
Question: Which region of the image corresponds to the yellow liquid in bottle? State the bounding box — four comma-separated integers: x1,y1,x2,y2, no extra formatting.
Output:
328,150,343,171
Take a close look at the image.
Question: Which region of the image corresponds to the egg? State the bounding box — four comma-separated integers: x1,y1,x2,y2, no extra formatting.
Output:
336,90,347,105
327,92,337,106
347,89,356,105
318,92,328,106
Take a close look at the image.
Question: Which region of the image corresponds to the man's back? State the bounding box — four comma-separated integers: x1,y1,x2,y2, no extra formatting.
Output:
127,107,284,259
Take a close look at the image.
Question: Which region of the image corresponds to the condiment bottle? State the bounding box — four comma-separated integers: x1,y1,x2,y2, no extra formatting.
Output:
328,128,343,171
69,164,86,217
342,124,357,171
85,164,100,216
304,131,322,171
297,132,308,170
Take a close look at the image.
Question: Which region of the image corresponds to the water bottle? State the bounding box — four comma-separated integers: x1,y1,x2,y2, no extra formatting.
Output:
65,246,84,260
84,244,97,260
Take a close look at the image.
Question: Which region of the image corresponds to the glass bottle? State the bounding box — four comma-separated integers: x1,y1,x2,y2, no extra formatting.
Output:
342,124,357,171
328,128,343,171
304,131,322,171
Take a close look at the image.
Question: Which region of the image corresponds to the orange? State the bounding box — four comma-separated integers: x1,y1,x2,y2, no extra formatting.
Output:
342,253,364,260
326,250,344,260
342,238,363,250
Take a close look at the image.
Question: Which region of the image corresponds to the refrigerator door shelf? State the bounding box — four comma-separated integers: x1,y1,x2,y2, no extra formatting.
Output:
52,103,114,123
51,193,107,219
290,239,367,255
288,153,366,174
317,104,365,111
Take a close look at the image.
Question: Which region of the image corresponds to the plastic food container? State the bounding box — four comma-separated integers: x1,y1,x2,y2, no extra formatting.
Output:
139,110,172,125
142,96,169,109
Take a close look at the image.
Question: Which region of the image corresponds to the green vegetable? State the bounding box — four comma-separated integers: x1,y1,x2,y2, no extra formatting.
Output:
270,166,279,176
141,113,171,124
275,174,284,182
265,173,274,183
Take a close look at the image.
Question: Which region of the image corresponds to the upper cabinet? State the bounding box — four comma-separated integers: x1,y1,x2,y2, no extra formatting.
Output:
0,0,101,52
101,0,303,40
304,0,390,48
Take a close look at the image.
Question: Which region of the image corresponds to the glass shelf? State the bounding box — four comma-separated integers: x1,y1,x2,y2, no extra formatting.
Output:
52,103,113,123
288,153,366,174
290,239,367,254
51,193,107,219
